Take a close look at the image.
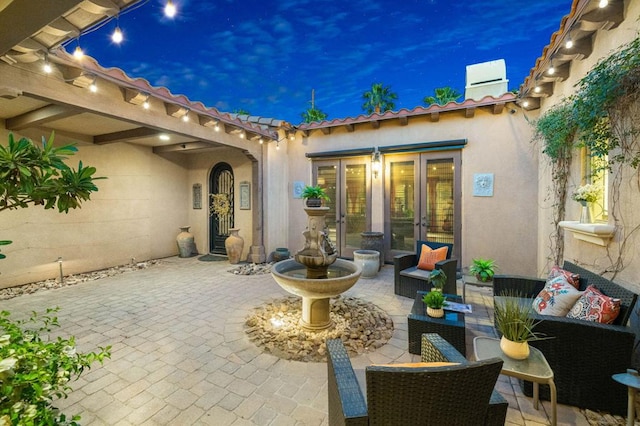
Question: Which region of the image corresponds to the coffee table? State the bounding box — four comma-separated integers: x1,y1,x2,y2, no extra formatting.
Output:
462,274,493,302
474,336,557,426
408,291,465,356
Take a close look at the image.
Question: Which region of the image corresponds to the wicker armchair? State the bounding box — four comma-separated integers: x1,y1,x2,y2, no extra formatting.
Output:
327,333,508,426
493,261,638,415
394,241,457,298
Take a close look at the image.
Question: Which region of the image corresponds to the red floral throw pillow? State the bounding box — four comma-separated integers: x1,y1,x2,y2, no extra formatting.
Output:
548,265,580,289
566,285,621,324
417,245,448,271
533,275,583,316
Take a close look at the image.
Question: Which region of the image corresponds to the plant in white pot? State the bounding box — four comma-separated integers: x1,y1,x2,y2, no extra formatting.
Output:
422,291,447,318
494,292,541,359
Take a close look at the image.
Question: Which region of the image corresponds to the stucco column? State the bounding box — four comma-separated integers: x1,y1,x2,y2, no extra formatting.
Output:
246,145,266,263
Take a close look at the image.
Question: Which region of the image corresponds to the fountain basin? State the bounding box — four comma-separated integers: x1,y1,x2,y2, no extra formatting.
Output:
271,259,362,330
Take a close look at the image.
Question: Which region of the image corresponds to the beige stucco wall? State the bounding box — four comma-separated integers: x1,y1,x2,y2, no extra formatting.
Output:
280,107,538,276
0,130,190,288
536,0,640,290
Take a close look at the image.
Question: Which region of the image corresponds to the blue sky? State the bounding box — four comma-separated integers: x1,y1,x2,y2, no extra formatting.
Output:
78,0,570,123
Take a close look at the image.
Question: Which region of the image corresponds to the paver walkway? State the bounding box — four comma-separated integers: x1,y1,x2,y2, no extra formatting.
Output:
2,257,594,425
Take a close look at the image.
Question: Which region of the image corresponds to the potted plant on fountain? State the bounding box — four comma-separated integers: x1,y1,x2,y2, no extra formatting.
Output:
469,258,497,282
301,185,330,207
423,291,447,318
494,293,542,359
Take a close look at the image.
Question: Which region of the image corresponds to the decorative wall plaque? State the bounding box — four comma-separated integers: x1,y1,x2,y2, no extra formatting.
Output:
239,181,251,210
192,183,202,209
473,173,494,197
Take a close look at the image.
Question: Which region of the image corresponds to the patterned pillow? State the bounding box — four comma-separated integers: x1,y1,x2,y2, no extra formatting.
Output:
417,245,448,271
566,285,621,324
532,275,583,316
548,265,580,289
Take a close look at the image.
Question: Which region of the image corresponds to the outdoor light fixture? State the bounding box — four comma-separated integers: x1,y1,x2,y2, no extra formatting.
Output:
164,0,177,18
73,44,84,59
213,121,220,132
142,100,150,109
372,149,381,179
111,25,123,44
259,138,264,144
56,257,64,284
43,55,52,74
181,111,190,122
89,77,97,93
599,0,608,8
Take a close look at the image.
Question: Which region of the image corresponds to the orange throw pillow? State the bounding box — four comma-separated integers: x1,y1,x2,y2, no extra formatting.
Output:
417,245,448,271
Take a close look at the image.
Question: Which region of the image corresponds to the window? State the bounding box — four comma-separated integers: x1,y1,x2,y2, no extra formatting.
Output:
583,150,608,222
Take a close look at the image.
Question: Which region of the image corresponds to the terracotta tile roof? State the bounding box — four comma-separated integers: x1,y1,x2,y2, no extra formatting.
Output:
297,93,517,132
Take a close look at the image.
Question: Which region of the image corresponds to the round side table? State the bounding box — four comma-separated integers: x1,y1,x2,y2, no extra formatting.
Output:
612,369,640,426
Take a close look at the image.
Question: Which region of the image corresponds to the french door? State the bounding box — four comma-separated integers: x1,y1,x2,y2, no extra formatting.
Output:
312,158,371,258
209,162,234,254
385,151,461,263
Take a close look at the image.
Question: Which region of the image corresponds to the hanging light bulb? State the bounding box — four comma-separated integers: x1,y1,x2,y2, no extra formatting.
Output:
548,65,555,75
534,86,541,93
276,140,280,150
182,114,189,122
565,37,574,49
112,26,123,44
239,131,245,139
142,100,150,109
522,100,530,108
164,0,177,18
259,138,264,144
214,122,220,132
89,78,97,93
73,44,84,59
43,55,52,74
599,0,608,8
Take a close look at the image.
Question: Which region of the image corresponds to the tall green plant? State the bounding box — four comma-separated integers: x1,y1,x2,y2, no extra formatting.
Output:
361,83,398,114
423,87,462,106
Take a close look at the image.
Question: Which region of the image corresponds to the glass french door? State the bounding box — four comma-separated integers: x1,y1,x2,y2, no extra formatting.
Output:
385,152,461,263
313,158,371,258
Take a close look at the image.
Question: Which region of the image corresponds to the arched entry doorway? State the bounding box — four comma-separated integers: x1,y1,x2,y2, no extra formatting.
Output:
209,162,234,254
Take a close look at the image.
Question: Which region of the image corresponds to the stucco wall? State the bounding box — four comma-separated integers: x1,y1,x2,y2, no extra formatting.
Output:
0,130,190,288
281,107,538,276
536,0,640,290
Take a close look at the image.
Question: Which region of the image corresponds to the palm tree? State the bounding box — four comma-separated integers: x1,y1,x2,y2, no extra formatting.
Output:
423,87,462,106
362,83,398,114
301,89,328,123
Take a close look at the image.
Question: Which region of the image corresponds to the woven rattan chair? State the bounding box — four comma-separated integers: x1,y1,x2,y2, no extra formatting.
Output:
394,241,457,298
327,333,508,425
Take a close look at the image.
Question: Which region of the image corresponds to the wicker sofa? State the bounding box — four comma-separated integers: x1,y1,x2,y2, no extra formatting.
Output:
326,333,508,426
493,261,638,415
394,241,457,298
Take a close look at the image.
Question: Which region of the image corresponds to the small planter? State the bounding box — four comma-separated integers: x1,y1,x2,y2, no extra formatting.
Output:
305,198,322,208
426,307,444,318
353,250,379,278
499,336,530,360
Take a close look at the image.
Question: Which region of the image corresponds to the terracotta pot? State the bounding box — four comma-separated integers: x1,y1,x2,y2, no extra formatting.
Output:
225,228,244,264
499,336,530,360
426,307,444,318
176,226,197,258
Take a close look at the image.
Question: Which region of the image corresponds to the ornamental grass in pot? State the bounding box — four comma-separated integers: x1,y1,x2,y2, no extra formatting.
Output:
494,292,542,360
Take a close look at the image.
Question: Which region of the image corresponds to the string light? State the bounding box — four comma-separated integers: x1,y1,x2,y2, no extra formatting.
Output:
522,100,530,108
142,100,150,109
259,138,264,144
89,77,97,93
73,44,84,59
276,140,280,150
599,0,608,7
548,65,555,75
43,54,52,74
111,25,123,44
164,1,177,18
534,86,541,93
181,113,189,122
239,131,245,139
565,37,573,49
214,122,220,132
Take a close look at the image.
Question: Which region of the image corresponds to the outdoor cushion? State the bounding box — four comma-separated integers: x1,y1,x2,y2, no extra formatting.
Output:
548,265,580,289
532,275,583,316
374,362,459,368
566,285,621,324
417,245,448,271
400,266,434,280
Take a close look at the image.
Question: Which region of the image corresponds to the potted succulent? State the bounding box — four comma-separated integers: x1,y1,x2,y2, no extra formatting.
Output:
429,268,447,292
494,293,541,359
469,258,497,282
301,185,330,207
422,291,447,318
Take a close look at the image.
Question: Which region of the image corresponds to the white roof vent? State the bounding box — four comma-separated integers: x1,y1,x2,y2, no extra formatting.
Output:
465,59,509,101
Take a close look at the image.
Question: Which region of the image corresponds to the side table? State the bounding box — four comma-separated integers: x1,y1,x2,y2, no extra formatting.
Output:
407,291,466,356
462,274,493,302
612,369,640,426
474,336,557,426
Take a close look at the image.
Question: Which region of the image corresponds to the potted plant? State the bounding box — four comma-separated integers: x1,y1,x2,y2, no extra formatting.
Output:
469,258,497,282
429,269,447,291
301,185,330,207
422,291,447,318
494,293,541,359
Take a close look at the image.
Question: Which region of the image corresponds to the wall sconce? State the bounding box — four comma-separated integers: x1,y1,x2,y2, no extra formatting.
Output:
372,150,381,179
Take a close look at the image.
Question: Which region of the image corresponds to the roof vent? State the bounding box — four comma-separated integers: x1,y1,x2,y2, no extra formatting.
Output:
465,59,509,100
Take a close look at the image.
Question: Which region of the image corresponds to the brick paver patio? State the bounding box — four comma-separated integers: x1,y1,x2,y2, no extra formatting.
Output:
2,257,593,425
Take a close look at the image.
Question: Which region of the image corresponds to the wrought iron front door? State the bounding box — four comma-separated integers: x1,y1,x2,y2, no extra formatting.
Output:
209,162,234,254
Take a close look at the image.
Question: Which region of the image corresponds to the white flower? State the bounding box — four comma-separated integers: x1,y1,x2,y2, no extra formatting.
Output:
62,345,76,357
572,184,600,203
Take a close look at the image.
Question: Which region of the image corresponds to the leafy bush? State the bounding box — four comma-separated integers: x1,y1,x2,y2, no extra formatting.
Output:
0,308,111,425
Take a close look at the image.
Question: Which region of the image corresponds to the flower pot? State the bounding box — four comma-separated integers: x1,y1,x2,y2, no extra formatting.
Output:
579,201,592,223
305,198,322,208
361,231,384,270
476,274,493,283
426,307,444,318
499,336,530,360
353,249,379,278
225,228,244,264
272,247,290,262
176,226,197,258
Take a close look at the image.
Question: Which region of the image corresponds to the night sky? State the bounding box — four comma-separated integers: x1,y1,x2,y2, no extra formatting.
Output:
76,0,570,123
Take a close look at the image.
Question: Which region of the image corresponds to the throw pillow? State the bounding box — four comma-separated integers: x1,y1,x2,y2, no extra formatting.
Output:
548,265,580,289
417,245,448,271
566,285,621,324
532,275,583,316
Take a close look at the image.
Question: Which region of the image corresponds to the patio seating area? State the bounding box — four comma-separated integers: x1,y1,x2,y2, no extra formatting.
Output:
1,257,609,425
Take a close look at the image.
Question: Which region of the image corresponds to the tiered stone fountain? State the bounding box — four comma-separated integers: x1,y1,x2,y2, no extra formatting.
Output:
271,207,362,330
